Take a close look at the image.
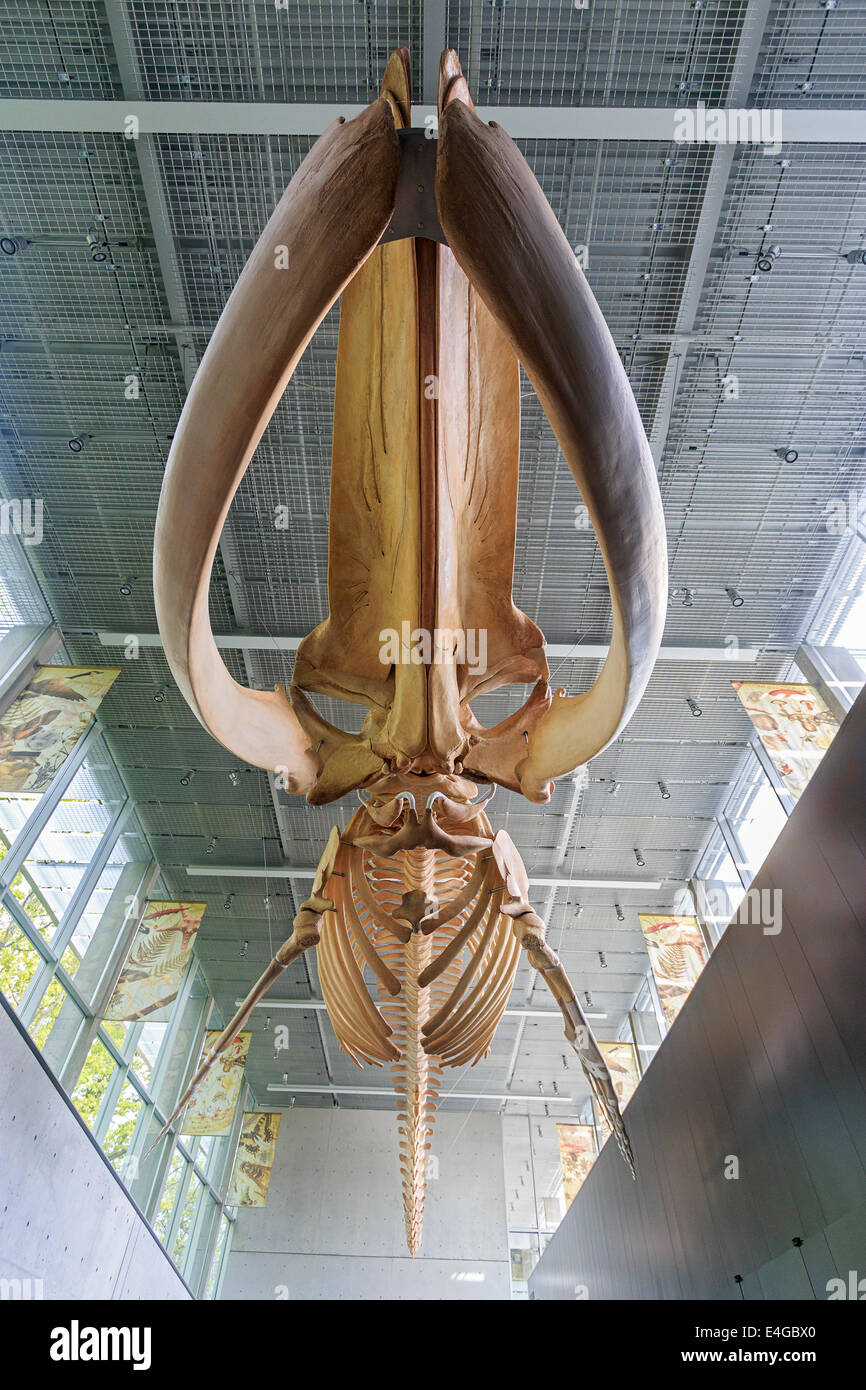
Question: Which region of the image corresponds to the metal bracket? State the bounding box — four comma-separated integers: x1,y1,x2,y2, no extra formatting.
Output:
379,128,447,246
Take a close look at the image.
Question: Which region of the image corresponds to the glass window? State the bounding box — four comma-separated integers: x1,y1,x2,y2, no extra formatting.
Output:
0,903,46,1006
71,1037,117,1130
205,1214,231,1298
5,863,58,943
20,753,126,930
27,975,68,1048
102,1081,144,1174
736,781,787,876
131,1023,168,1088
696,829,745,943
154,1149,186,1245
0,794,40,855
172,1170,203,1269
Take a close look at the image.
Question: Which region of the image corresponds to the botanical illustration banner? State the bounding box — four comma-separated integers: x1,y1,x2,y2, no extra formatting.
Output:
556,1123,597,1209
638,913,708,1028
0,665,120,792
732,680,839,801
227,1112,282,1208
181,1030,251,1137
596,1041,640,1139
104,901,206,1022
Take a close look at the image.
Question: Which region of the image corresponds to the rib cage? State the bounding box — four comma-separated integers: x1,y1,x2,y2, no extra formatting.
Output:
316,807,519,1254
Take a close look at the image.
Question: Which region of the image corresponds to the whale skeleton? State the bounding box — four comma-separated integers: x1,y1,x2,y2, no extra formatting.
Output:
153,48,667,1253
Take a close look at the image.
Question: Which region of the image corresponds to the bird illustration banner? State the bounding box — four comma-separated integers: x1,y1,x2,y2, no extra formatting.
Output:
227,1112,282,1208
181,1030,251,1136
556,1123,597,1208
0,665,120,793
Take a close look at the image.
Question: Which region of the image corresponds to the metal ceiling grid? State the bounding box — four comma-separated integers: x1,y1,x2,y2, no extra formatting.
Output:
0,0,120,100
126,0,420,104
449,0,749,108
0,346,183,443
752,0,866,106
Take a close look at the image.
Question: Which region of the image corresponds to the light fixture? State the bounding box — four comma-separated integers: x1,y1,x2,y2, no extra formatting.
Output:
725,585,744,607
239,937,247,957
615,904,624,922
153,684,168,703
224,894,234,911
68,433,91,453
584,991,594,1009
574,903,583,919
205,836,217,855
658,780,671,799
0,236,19,256
756,250,780,273
179,769,196,787
228,768,239,786
598,951,608,968
119,577,134,596
634,848,645,867
842,248,866,266
686,697,703,717
775,446,798,463
608,780,620,796
682,587,695,607
263,895,271,909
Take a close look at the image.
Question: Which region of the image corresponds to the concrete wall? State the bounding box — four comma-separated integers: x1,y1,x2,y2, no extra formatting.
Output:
0,999,190,1301
222,1108,510,1299
530,686,866,1301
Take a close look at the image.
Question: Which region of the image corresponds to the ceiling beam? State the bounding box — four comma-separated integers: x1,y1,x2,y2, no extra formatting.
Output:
104,3,197,391
265,1083,579,1104
648,0,774,464
93,631,760,662
0,100,862,142
423,1,448,105
237,999,608,1022
189,865,662,889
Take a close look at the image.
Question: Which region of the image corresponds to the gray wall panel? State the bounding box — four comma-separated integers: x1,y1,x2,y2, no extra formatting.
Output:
0,1001,189,1301
221,1108,510,1300
531,687,866,1301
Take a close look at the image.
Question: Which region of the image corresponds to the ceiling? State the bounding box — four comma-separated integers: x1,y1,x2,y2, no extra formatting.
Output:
0,1,864,1125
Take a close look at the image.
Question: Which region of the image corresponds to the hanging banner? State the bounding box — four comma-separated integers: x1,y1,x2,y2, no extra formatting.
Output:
732,680,839,801
181,1030,251,1136
556,1123,597,1209
639,913,708,1028
0,665,120,792
227,1112,282,1208
595,1041,640,1140
104,901,207,1022
510,1248,535,1282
